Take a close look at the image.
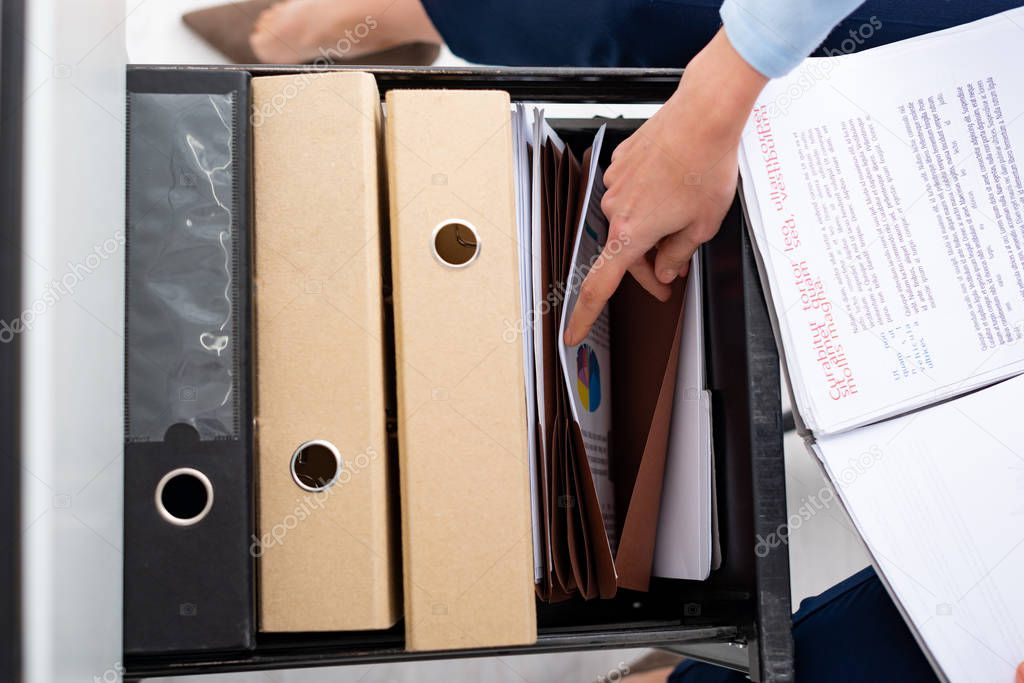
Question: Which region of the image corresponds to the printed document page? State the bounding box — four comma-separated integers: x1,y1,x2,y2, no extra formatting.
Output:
739,8,1024,434
559,125,617,543
815,374,1024,683
512,103,543,582
652,254,714,580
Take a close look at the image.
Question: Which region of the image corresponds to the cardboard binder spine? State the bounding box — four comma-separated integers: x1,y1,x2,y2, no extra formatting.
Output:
385,89,536,651
252,72,399,632
124,69,255,654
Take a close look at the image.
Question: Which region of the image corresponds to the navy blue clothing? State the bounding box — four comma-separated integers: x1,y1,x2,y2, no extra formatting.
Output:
670,567,940,682
421,1,1023,68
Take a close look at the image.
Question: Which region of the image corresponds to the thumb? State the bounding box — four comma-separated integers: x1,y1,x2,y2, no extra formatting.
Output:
653,229,701,284
1016,661,1024,683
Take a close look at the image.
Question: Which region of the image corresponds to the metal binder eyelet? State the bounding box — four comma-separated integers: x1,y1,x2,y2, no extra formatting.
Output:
290,440,343,492
154,467,215,527
431,219,481,268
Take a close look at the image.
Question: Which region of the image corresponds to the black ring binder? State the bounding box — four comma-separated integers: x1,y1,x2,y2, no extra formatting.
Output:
123,69,255,656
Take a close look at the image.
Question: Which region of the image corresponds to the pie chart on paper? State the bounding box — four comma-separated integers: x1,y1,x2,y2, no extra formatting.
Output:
575,344,602,412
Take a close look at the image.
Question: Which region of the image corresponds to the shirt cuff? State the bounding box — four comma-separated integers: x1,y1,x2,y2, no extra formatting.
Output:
720,0,806,78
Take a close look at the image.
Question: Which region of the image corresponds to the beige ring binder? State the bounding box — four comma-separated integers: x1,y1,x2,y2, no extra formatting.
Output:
385,89,536,652
253,71,399,633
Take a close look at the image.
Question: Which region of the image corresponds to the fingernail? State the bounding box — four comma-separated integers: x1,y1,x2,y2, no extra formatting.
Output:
564,330,579,346
659,269,676,283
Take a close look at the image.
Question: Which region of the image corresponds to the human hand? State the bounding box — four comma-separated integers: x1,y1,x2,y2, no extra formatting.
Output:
565,28,767,345
1016,660,1023,683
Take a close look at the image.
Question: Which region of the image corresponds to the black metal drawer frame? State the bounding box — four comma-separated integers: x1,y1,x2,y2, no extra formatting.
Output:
123,65,793,683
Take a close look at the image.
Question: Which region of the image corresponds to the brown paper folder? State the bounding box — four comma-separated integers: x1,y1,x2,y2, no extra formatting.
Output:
253,72,399,632
532,134,686,599
609,274,685,590
385,89,536,651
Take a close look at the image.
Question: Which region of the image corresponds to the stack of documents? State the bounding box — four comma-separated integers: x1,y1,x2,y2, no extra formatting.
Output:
738,8,1024,682
511,106,717,599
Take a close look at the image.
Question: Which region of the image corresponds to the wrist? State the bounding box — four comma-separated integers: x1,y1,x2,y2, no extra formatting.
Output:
674,28,768,142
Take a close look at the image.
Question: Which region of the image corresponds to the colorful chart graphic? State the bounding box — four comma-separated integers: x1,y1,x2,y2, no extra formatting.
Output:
575,344,602,412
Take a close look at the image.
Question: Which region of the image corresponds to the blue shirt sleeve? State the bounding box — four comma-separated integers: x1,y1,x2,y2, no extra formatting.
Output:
720,0,866,78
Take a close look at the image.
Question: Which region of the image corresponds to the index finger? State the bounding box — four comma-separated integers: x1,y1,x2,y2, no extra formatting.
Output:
564,235,644,346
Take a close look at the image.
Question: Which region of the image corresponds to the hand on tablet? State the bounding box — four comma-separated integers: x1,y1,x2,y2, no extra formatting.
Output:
565,28,767,346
